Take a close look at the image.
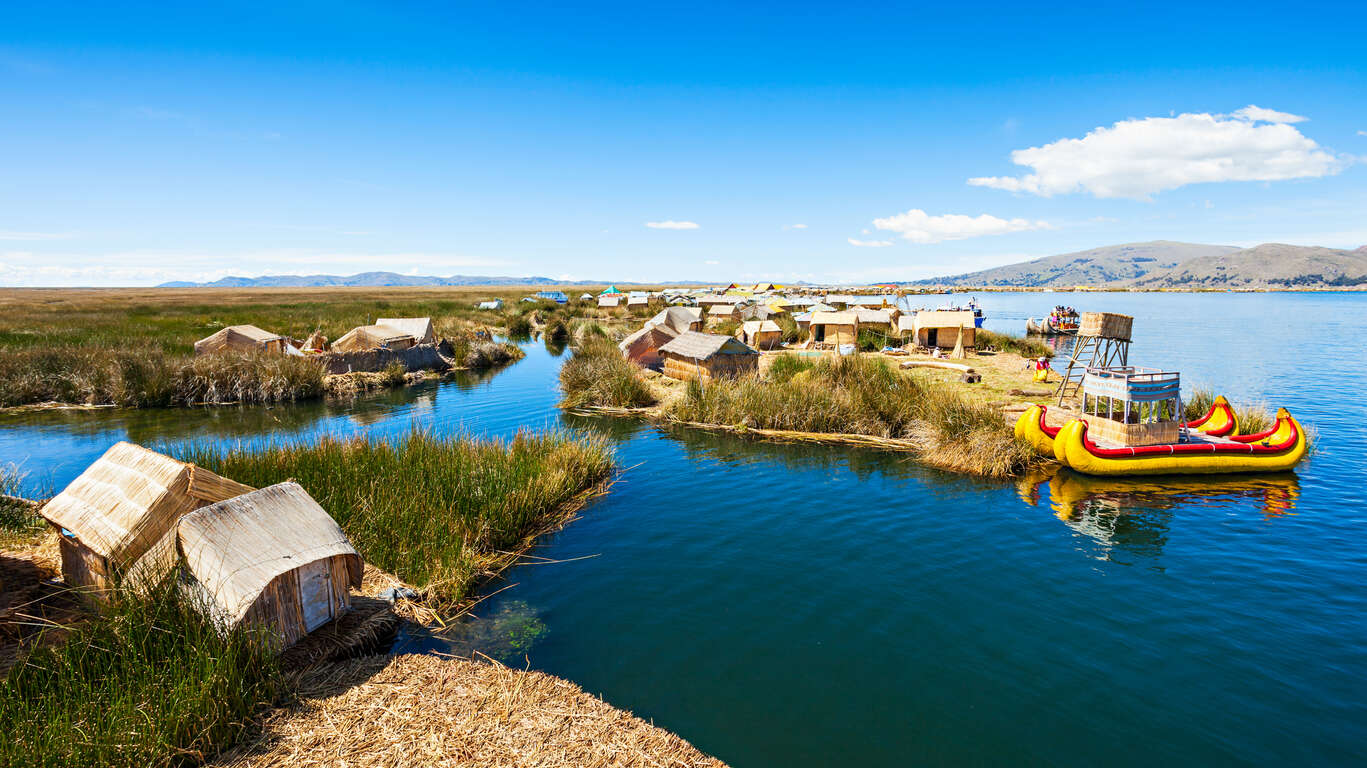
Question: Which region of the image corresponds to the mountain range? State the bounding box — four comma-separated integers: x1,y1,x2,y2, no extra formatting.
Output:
921,241,1367,289
158,272,598,288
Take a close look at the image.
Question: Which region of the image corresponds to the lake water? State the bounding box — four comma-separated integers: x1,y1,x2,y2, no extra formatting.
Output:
3,292,1365,766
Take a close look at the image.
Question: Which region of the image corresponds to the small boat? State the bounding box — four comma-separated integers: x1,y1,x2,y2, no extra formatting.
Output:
1051,408,1307,476
1026,306,1079,335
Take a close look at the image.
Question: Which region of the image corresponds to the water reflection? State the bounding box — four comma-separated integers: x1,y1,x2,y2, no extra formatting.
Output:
1020,469,1302,562
393,598,548,663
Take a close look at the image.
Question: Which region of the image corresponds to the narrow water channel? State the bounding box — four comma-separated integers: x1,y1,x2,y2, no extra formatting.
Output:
3,292,1365,766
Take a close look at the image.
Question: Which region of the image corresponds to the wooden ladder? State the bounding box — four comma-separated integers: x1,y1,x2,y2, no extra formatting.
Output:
1054,335,1130,406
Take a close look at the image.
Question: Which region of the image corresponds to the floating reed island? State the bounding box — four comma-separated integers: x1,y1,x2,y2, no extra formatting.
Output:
0,428,698,768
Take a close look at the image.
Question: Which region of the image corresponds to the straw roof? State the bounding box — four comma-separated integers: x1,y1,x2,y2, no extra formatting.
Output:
740,304,781,321
619,324,678,356
627,295,649,306
212,654,727,767
848,308,894,325
658,331,757,361
597,295,621,308
39,442,253,568
913,310,976,331
708,304,738,316
333,325,416,352
647,306,703,333
740,319,781,334
177,482,361,624
810,311,858,326
375,317,435,345
193,325,283,355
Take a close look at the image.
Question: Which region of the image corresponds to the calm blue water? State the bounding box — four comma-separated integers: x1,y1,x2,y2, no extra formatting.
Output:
3,293,1365,766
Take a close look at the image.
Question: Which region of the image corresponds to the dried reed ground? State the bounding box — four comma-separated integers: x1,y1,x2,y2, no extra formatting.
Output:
214,654,726,768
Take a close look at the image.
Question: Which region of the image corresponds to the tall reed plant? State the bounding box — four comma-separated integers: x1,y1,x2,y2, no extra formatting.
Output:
0,582,279,768
179,431,614,605
558,336,656,409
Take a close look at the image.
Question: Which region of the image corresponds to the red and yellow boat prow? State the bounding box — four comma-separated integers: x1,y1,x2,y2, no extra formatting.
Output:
1014,404,1061,457
1184,395,1237,437
1051,408,1308,476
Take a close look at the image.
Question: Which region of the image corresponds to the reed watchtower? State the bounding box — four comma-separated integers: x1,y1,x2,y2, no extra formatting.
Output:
1055,312,1133,406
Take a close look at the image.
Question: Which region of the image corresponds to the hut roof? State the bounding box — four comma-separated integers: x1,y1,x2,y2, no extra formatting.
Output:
599,285,622,295
647,307,703,333
740,320,781,334
658,331,758,361
619,324,678,355
597,295,621,307
627,295,649,306
708,304,738,315
807,302,837,313
897,314,917,333
741,305,781,320
913,310,976,332
695,294,731,304
176,482,361,624
478,300,503,310
810,311,858,327
849,308,893,325
375,317,435,344
39,442,253,567
193,325,283,354
334,324,416,351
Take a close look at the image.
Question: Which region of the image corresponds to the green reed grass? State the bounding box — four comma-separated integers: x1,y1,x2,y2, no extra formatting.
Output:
669,353,1041,477
975,329,1054,358
558,336,657,409
0,582,279,768
178,431,614,605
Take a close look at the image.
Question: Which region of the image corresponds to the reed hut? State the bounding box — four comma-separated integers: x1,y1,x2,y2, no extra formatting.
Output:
579,293,594,302
707,304,740,323
173,482,362,649
658,331,759,382
627,294,650,309
695,294,732,309
618,324,678,370
193,325,286,357
598,295,622,309
740,304,782,321
647,306,704,334
809,311,858,348
302,330,328,352
332,324,418,353
37,442,253,596
911,310,976,349
849,307,895,330
737,319,782,350
375,317,436,345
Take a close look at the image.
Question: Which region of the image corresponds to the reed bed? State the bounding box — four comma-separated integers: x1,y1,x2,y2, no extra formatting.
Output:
0,466,45,549
212,653,725,768
0,582,279,768
975,329,1054,358
178,431,615,607
668,354,1042,477
558,336,657,409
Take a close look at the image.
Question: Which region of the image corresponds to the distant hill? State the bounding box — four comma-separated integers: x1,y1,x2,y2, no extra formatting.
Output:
158,272,598,288
921,240,1367,289
1133,243,1367,289
918,241,1240,287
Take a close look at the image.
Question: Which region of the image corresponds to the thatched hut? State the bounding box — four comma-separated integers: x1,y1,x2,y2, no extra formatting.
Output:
597,295,622,309
695,294,732,309
618,324,679,370
647,306,704,334
849,307,895,331
627,294,650,309
740,304,782,321
809,311,858,348
658,331,759,382
375,317,436,345
332,325,417,353
707,304,739,323
193,325,286,357
911,310,976,349
37,442,253,596
737,320,782,350
172,482,362,649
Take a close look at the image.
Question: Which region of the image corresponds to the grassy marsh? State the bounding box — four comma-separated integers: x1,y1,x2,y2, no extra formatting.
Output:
179,430,615,606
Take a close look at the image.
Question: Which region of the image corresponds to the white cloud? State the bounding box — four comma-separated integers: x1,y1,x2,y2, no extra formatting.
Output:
1358,130,1367,137
704,259,720,265
871,209,1049,244
968,106,1343,200
847,238,893,248
787,223,808,229
645,220,699,230
0,230,73,241
1231,105,1307,124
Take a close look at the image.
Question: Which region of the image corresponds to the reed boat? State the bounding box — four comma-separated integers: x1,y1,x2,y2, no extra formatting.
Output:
1016,395,1244,459
1051,408,1307,476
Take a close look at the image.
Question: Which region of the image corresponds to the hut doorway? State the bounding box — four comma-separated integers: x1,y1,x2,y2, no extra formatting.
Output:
813,325,826,343
926,329,937,347
299,559,335,632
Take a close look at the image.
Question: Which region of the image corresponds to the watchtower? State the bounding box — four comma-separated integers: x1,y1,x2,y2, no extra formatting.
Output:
1055,312,1133,406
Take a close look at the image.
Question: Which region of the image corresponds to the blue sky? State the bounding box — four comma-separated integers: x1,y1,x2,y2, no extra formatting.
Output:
2,1,1365,285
